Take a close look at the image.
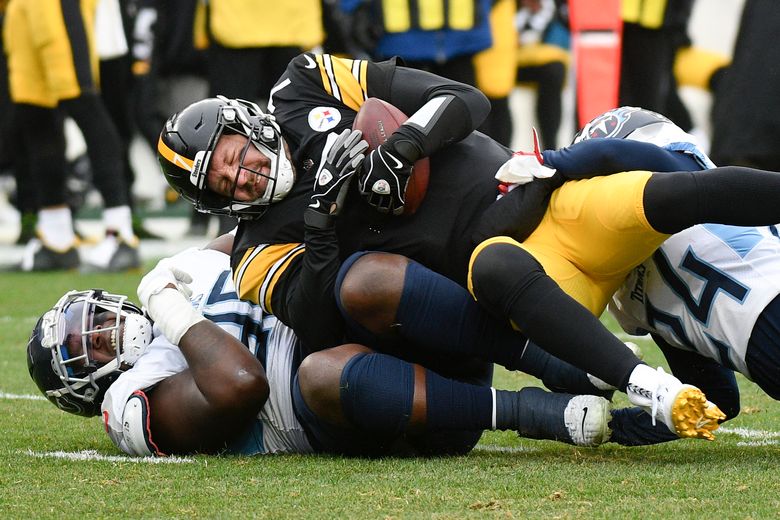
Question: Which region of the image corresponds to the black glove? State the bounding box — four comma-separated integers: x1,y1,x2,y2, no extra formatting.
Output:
358,142,415,216
305,129,369,229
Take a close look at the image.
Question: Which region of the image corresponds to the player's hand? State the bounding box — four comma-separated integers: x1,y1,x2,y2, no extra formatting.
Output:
137,258,205,345
359,143,414,216
137,258,194,310
306,129,368,229
495,128,556,185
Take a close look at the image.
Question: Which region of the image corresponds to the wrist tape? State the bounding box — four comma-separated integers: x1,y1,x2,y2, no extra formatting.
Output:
146,287,207,345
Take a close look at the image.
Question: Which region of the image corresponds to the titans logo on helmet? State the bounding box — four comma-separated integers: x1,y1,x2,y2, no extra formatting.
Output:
575,106,673,143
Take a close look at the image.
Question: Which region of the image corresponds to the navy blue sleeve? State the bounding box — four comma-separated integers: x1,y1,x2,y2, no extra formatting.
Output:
541,139,702,176
608,407,679,446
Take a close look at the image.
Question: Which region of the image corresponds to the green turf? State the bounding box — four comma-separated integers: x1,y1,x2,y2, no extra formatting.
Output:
2,269,779,518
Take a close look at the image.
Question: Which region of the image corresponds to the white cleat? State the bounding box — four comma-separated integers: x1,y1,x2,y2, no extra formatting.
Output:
626,365,726,440
563,395,612,447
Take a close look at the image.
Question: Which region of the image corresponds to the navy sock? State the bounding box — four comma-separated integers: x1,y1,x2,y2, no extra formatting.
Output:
608,407,678,446
394,260,529,369
340,352,494,434
496,387,573,442
425,366,493,431
519,341,614,398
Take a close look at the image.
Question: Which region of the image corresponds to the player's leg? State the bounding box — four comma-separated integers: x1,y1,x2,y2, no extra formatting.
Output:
15,104,81,270
294,344,611,456
337,252,610,397
643,166,780,234
50,0,138,270
744,294,780,400
468,173,726,439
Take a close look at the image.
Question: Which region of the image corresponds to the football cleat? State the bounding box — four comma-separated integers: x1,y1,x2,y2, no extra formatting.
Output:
563,395,612,447
82,234,141,273
626,365,726,440
516,388,611,447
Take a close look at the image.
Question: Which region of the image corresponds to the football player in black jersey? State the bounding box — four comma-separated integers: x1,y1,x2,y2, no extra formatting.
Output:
158,53,780,441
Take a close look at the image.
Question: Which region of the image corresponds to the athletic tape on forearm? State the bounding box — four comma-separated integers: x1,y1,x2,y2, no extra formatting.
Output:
146,288,207,345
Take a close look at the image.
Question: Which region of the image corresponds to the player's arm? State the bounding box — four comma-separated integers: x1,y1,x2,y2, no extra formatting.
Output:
232,132,367,355
136,260,269,455
542,138,702,177
284,53,490,160
359,64,493,213
380,66,492,161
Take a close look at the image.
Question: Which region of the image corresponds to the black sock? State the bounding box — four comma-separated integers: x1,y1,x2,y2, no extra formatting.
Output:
496,388,572,442
471,242,641,390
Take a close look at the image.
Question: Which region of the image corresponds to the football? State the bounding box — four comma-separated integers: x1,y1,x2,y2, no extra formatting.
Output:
352,98,430,215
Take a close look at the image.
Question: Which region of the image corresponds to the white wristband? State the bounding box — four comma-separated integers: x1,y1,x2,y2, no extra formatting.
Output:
146,287,207,345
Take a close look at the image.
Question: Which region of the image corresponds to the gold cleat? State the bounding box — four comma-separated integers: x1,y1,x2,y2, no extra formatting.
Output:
670,387,727,440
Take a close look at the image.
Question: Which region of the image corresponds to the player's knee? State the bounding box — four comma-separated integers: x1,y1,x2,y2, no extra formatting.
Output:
298,344,373,422
338,252,409,333
470,241,544,310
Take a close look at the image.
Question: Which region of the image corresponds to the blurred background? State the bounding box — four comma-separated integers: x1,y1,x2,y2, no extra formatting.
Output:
0,0,758,269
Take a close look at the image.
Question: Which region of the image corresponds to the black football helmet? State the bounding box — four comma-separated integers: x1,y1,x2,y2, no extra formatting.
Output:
27,289,153,417
157,96,295,219
572,106,674,144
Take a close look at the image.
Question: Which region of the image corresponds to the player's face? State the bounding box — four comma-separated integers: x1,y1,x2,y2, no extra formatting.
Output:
207,134,272,201
67,312,124,366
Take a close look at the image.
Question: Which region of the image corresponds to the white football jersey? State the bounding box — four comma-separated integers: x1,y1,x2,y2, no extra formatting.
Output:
611,224,780,379
101,248,313,456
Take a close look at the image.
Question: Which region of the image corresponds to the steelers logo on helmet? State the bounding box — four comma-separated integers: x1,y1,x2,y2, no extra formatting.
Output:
573,106,672,144
157,96,296,220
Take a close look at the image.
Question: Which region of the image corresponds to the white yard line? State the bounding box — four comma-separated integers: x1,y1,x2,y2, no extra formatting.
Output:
475,445,540,454
24,449,194,464
0,392,45,401
719,426,780,445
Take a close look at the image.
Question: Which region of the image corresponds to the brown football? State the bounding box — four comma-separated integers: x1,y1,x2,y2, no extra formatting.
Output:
352,98,430,215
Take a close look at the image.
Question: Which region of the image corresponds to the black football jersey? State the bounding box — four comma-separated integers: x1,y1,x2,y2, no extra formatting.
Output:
232,53,509,319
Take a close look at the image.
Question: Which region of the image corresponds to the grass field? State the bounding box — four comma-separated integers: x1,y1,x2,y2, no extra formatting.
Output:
1,266,779,519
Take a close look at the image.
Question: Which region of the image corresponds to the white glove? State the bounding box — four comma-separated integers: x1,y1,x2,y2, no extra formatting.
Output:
495,128,556,185
137,258,194,307
137,258,205,345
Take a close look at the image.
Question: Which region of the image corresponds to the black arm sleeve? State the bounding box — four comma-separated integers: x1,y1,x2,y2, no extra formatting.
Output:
382,66,491,162
471,173,565,246
542,139,702,177
655,334,741,420
275,223,346,356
